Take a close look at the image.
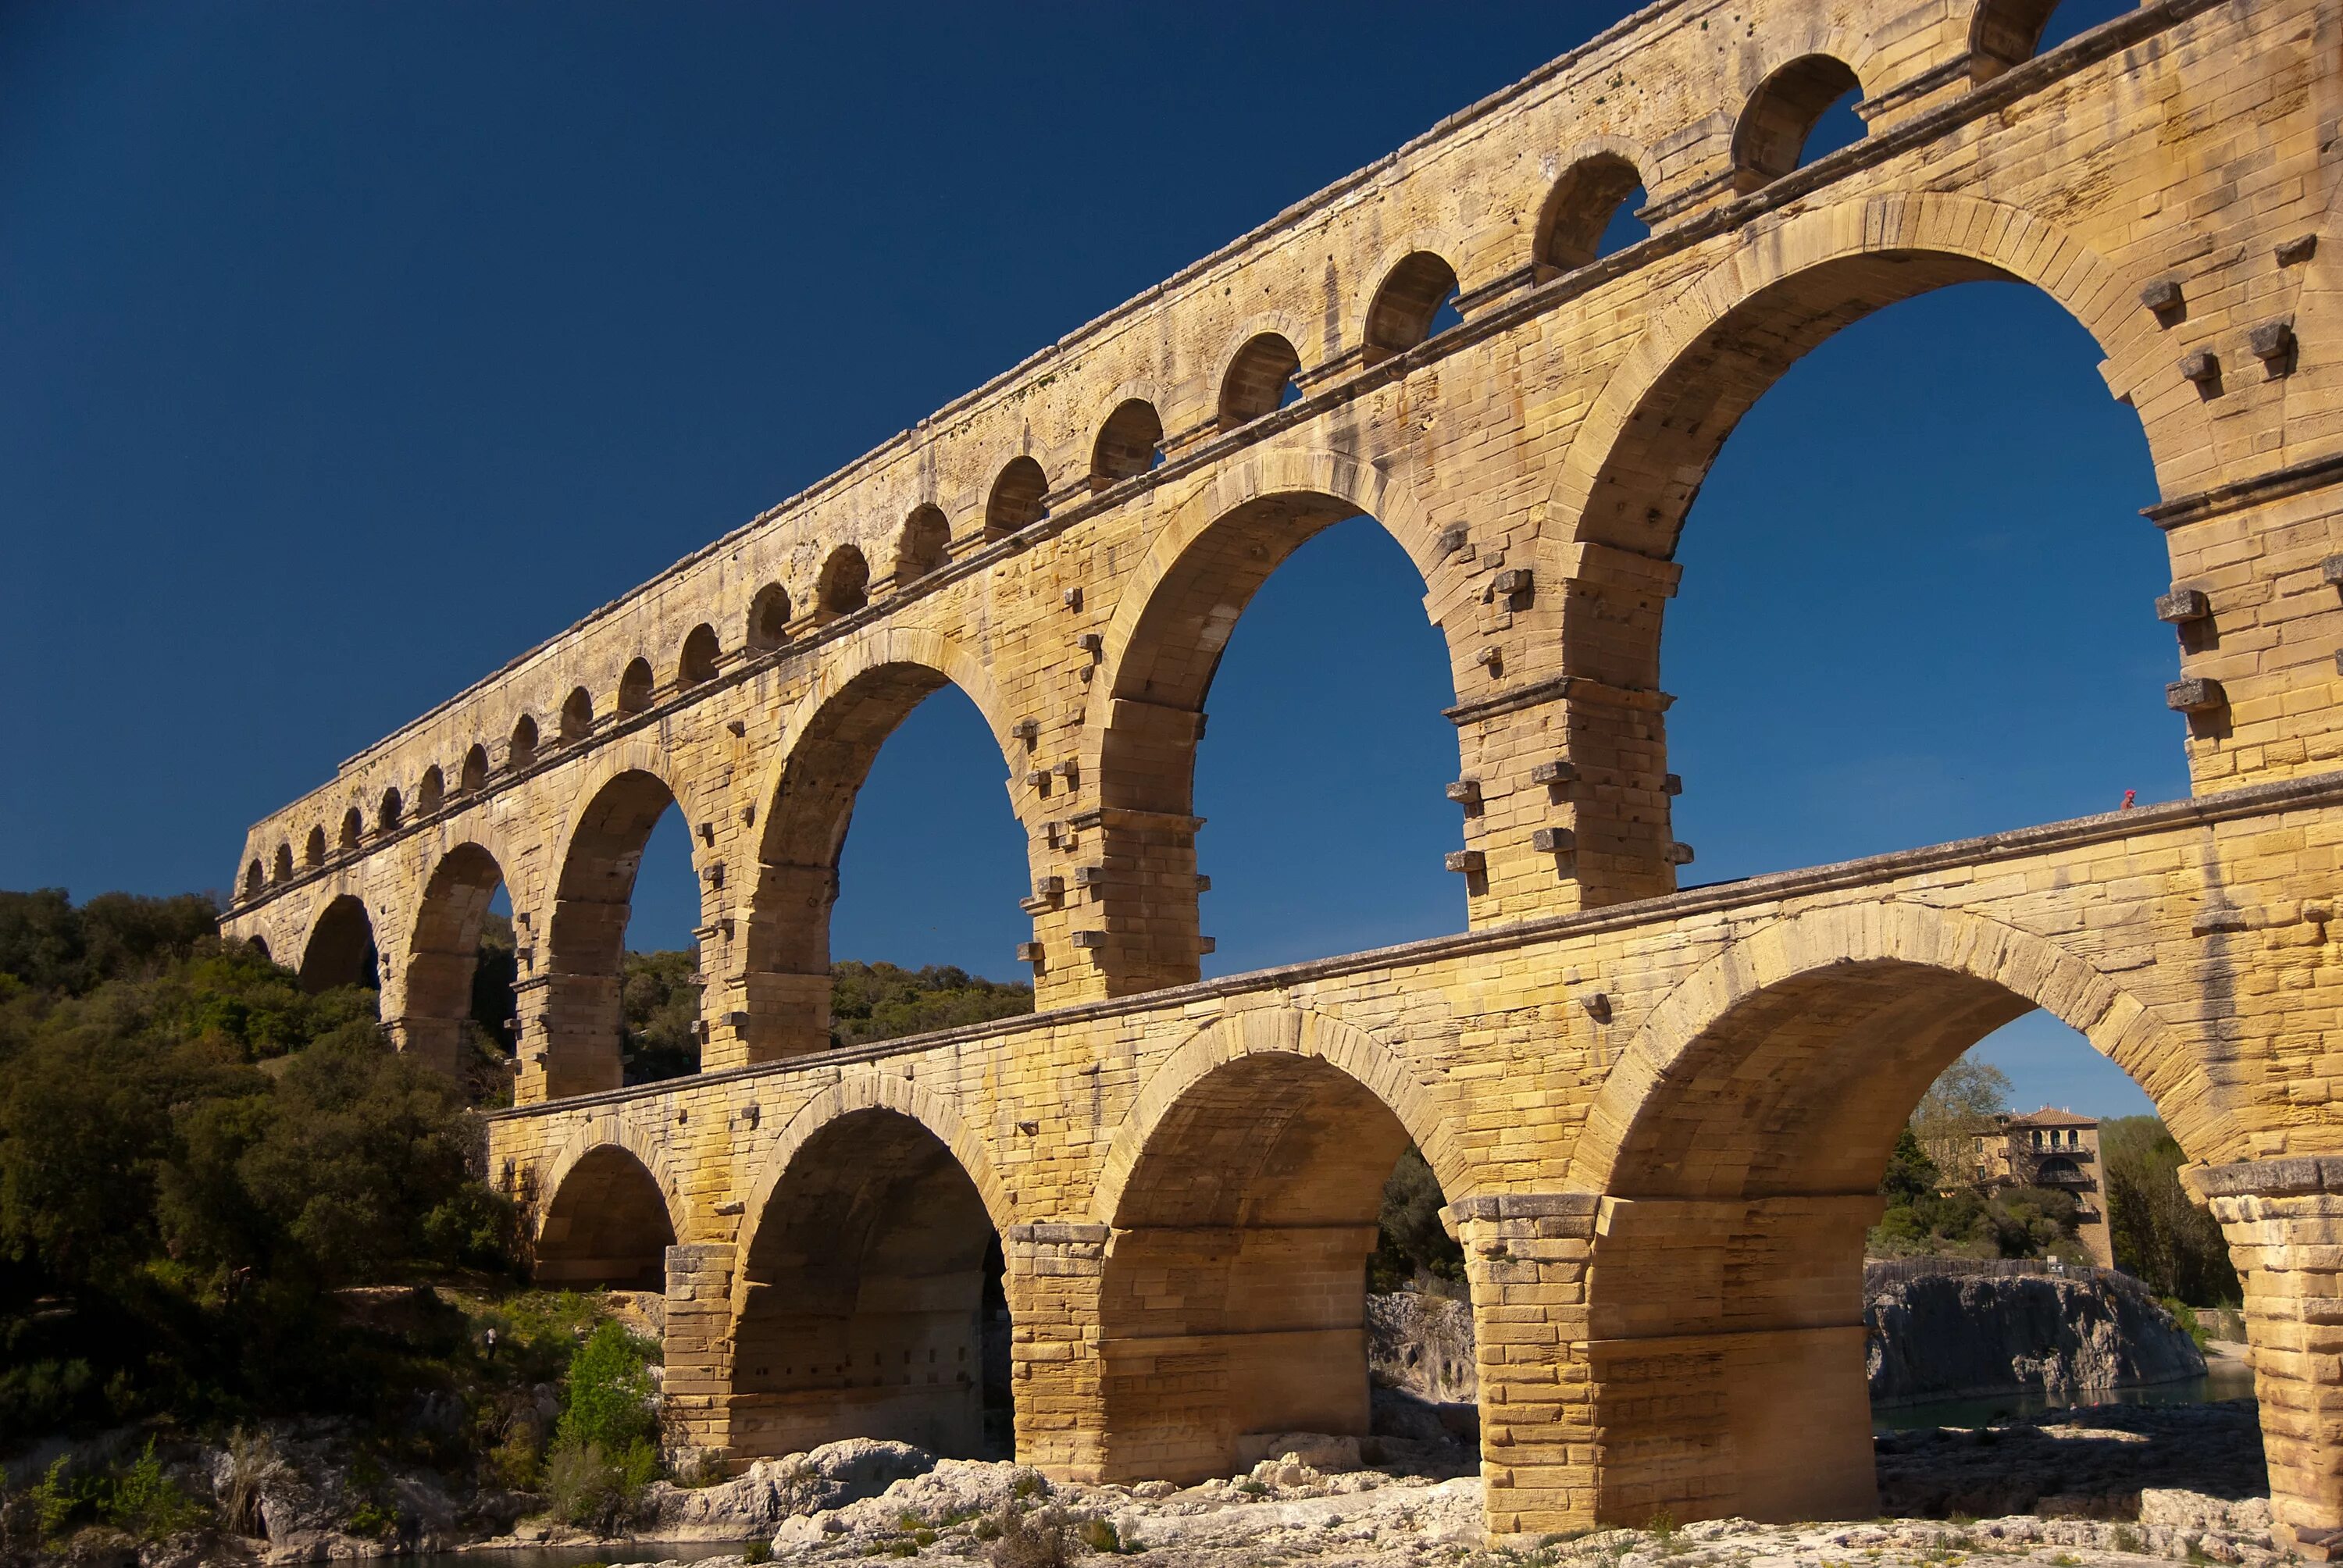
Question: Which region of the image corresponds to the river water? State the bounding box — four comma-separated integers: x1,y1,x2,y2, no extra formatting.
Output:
402,1544,753,1568
1871,1354,2258,1431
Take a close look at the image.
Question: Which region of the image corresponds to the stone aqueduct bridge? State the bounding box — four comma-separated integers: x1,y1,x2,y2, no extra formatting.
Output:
225,0,2343,1544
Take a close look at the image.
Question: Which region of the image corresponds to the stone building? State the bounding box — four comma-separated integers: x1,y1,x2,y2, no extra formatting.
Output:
218,0,2343,1550
1977,1108,2114,1268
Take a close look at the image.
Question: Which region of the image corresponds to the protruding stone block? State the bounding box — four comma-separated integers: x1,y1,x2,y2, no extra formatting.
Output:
2180,348,2220,386
1666,842,1696,864
1446,850,1485,873
1531,759,1577,786
2156,586,2212,622
1446,778,1483,807
1069,929,1105,950
2166,677,2226,713
1532,827,1575,853
2141,278,2184,316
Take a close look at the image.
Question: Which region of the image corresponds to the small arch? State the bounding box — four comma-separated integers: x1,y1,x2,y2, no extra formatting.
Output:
535,1142,678,1290
243,859,264,898
271,843,294,882
1362,251,1461,363
616,657,656,716
747,583,793,650
1218,333,1302,430
677,623,720,688
340,807,364,850
509,714,540,769
460,743,490,793
303,825,326,867
247,935,270,962
415,765,445,814
377,786,404,832
984,456,1048,541
561,686,594,743
816,545,870,621
1732,55,1865,190
1535,152,1648,274
1089,399,1164,489
1973,0,2102,70
894,505,953,584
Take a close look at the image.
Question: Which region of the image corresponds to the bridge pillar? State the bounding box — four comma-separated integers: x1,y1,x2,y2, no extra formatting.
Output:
664,1242,739,1463
1452,1194,1599,1541
729,859,843,1061
512,973,623,1103
383,1014,464,1078
1572,1192,1883,1530
2192,1159,2343,1555
1007,1222,1111,1481
1034,807,1206,1006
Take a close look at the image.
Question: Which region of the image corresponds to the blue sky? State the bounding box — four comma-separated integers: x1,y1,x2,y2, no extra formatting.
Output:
2,0,2152,1115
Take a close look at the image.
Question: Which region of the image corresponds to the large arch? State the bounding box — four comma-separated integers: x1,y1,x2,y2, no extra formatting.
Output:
298,893,380,996
1091,1013,1449,1483
400,839,508,1078
1564,901,2241,1527
735,631,1027,1063
1078,449,1459,993
536,750,702,1099
535,1127,684,1290
729,1083,1011,1462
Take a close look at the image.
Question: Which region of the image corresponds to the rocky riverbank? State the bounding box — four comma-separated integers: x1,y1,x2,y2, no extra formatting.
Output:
1867,1267,2207,1405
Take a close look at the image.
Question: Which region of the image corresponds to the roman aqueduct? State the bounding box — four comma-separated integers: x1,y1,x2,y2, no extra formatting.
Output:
223,0,2343,1545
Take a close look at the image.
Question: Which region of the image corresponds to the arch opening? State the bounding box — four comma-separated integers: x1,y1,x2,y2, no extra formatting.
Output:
416,765,445,815
617,657,656,717
733,1108,1008,1460
1579,954,2234,1525
748,583,793,651
1363,251,1461,364
744,665,1026,1060
1218,333,1303,431
985,457,1049,541
508,715,539,771
405,841,512,1087
1098,1053,1441,1482
894,506,952,585
303,825,326,868
679,623,720,689
377,787,403,833
1536,154,1648,276
540,768,697,1099
536,1144,677,1290
272,843,294,883
243,859,263,898
461,744,490,793
1100,497,1460,987
298,893,380,997
561,686,594,743
1974,0,2133,73
1733,55,1866,191
1090,399,1165,489
339,807,364,851
817,547,871,622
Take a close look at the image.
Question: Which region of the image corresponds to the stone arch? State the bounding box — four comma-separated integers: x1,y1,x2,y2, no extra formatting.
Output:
1562,900,2243,1527
729,1073,1013,1460
377,786,404,832
1546,194,2220,687
243,858,264,898
339,807,365,850
460,743,491,793
1093,1005,1466,1227
535,744,705,1098
1731,53,1867,191
1089,1007,1463,1482
561,685,594,743
508,714,539,769
1359,248,1461,365
1089,397,1164,488
303,825,327,868
1534,148,1648,274
399,838,510,1077
817,545,871,621
984,456,1050,541
893,505,952,584
617,656,657,716
1969,0,2084,73
678,622,721,689
536,1122,686,1289
747,582,793,650
1216,330,1303,431
271,842,294,883
738,629,1026,1059
416,765,445,814
299,892,380,994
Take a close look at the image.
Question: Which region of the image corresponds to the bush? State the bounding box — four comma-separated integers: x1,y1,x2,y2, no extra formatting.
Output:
544,1438,653,1534
989,1506,1071,1568
554,1322,662,1459
2163,1297,2209,1350
99,1440,208,1541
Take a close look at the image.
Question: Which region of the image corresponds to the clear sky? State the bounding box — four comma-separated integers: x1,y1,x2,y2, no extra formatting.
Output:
2,0,2156,1116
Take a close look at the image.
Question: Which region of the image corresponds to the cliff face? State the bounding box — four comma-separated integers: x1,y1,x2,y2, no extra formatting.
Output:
1866,1267,2206,1404
1367,1291,1478,1403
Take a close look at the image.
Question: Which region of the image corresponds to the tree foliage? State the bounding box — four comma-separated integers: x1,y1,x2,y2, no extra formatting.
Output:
1368,1147,1465,1292
1910,1052,2013,1178
2102,1114,2241,1304
829,960,1033,1048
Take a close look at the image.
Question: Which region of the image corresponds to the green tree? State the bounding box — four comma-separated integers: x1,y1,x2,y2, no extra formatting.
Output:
1910,1052,2013,1178
2102,1114,2241,1303
1368,1147,1465,1292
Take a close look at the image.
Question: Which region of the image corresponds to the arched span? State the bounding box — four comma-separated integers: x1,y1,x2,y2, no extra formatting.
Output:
1091,1006,1466,1229
728,1078,1011,1461
298,891,380,994
540,1114,693,1244
536,1122,688,1289
1567,900,2241,1196
738,630,1025,1060
732,1071,1014,1281
1547,194,2218,560
401,838,511,1078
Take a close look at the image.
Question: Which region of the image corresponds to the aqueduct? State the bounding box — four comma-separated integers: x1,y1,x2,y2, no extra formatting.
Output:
224,0,2343,1544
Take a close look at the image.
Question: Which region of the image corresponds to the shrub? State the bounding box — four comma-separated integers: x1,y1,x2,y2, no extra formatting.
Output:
989,1506,1070,1568
101,1439,208,1541
2163,1297,2209,1350
1076,1516,1122,1552
554,1323,661,1459
742,1543,773,1564
544,1438,653,1534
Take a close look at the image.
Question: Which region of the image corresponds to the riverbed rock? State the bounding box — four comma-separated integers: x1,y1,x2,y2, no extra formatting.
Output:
1867,1267,2206,1404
